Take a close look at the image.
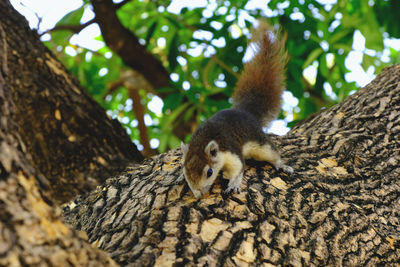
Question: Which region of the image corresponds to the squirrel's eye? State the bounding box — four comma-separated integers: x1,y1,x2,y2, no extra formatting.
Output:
210,149,217,157
206,168,213,178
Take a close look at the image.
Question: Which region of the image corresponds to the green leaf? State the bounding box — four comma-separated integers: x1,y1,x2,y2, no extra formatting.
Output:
358,2,384,51
331,43,353,54
164,14,183,29
361,54,375,71
328,30,352,45
56,6,84,26
167,33,179,71
162,93,183,112
161,102,190,130
158,132,170,153
145,20,158,45
299,97,318,119
168,135,181,149
183,105,197,122
192,23,215,32
51,30,72,47
319,53,328,78
156,87,176,93
303,48,323,68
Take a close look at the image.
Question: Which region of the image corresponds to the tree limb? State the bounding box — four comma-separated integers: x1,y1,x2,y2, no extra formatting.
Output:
39,0,131,37
0,2,127,264
39,19,95,36
0,0,143,204
127,87,152,157
90,0,171,94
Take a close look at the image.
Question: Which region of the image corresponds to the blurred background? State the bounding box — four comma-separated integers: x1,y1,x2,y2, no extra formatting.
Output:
11,0,400,156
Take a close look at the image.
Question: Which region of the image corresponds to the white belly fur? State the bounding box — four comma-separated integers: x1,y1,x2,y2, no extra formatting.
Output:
243,141,280,164
219,150,242,180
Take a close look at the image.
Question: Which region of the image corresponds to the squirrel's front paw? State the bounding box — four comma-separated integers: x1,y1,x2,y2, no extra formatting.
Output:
224,185,241,195
224,173,243,195
224,180,242,194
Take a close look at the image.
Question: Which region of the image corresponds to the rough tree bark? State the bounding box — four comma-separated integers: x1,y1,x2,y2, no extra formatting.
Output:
0,1,143,204
0,1,142,265
2,0,400,265
64,64,400,266
0,108,118,266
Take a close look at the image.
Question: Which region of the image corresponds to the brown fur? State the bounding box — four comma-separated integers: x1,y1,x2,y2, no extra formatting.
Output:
233,22,288,126
184,150,206,186
182,22,290,198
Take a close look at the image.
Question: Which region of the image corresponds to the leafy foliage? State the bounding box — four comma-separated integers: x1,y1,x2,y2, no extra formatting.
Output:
40,0,400,153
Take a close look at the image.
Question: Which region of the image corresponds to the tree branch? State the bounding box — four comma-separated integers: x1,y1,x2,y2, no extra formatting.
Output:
39,19,95,36
90,0,171,93
127,87,152,156
39,1,131,37
0,1,134,265
114,0,131,9
0,0,143,204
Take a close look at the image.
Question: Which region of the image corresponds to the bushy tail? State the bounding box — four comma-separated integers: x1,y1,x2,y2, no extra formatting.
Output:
233,22,288,127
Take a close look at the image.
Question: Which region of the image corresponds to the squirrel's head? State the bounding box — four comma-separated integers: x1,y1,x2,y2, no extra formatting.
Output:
181,140,223,198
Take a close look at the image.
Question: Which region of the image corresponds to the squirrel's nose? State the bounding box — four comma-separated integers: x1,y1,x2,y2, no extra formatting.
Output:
201,185,211,195
192,190,202,199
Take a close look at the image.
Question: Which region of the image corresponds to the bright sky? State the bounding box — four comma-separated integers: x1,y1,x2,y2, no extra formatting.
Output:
10,0,400,136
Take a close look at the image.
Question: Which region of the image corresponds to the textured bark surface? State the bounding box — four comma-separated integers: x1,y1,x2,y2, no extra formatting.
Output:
64,64,400,266
0,140,118,266
0,1,143,204
0,13,116,267
0,1,145,265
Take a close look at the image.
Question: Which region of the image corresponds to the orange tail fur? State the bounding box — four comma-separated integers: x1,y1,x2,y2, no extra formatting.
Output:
233,22,288,127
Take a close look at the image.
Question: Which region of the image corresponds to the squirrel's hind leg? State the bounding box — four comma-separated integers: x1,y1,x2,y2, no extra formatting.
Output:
243,141,293,174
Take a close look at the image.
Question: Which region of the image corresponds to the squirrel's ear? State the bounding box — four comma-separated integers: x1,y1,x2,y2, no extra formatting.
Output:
205,140,219,158
181,142,189,158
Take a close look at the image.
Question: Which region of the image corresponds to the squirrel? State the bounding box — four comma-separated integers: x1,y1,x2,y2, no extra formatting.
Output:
181,22,293,199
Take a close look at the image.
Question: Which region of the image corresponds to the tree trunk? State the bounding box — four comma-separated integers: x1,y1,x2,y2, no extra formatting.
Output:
0,1,143,204
0,1,142,265
64,64,400,266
